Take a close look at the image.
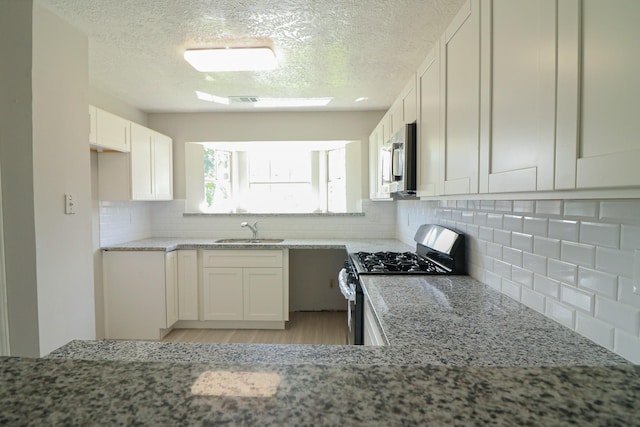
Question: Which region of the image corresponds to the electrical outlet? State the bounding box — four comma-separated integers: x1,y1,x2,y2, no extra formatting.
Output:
64,193,76,214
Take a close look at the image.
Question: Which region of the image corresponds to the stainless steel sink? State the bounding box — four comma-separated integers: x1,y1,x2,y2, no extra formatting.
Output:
214,238,284,244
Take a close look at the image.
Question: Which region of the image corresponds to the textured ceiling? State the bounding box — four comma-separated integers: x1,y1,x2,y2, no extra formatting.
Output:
35,0,465,113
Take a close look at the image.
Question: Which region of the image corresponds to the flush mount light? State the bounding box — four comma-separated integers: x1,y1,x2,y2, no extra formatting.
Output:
354,97,369,102
184,47,277,72
195,91,230,105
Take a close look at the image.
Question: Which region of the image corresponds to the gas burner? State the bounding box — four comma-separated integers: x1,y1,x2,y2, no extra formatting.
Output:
353,251,448,275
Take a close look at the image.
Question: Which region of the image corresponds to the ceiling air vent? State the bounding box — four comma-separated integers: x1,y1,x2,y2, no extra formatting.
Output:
228,96,259,104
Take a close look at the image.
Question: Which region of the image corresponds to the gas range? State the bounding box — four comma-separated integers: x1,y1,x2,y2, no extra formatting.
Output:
349,224,466,276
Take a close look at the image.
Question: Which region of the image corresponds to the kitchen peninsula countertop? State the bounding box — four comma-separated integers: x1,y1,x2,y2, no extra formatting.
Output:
1,238,638,425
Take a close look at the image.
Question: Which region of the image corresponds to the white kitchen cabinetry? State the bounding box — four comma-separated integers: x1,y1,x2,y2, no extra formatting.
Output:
177,250,198,321
90,106,130,152
416,44,442,197
98,122,173,201
201,250,289,325
479,0,557,193
555,0,640,190
363,299,386,346
441,0,481,195
103,250,178,340
368,119,391,200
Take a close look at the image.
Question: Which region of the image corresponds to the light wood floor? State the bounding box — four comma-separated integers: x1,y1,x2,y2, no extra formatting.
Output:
161,311,347,345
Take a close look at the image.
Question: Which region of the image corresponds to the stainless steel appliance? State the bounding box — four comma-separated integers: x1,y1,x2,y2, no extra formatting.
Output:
380,122,417,199
338,224,466,345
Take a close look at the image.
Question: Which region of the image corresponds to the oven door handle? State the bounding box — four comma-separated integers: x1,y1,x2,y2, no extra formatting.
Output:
338,268,356,301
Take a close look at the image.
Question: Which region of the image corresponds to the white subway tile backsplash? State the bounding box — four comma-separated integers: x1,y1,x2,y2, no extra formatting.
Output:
503,215,524,232
495,201,513,212
501,280,521,301
513,200,535,214
564,200,598,219
621,225,640,251
560,285,594,313
618,277,640,309
548,259,578,285
545,299,576,328
485,271,502,291
511,232,533,252
474,212,488,226
534,274,561,298
479,226,494,242
486,242,503,259
595,296,640,335
486,213,503,228
494,229,511,246
523,216,548,237
480,200,496,211
596,247,634,278
493,260,512,278
548,219,579,242
561,241,596,268
536,200,563,216
521,287,545,313
534,237,561,258
511,266,533,288
600,200,640,226
578,267,618,299
523,253,547,274
576,313,614,349
580,222,620,249
502,247,523,267
613,329,640,364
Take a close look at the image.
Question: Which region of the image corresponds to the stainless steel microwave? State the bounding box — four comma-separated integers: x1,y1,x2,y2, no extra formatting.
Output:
380,122,417,198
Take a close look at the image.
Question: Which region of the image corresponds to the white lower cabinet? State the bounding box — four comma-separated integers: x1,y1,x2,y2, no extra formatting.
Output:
202,250,289,324
103,250,178,340
363,299,386,346
177,250,198,321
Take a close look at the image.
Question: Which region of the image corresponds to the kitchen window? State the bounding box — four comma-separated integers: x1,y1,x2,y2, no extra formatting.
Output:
187,141,361,214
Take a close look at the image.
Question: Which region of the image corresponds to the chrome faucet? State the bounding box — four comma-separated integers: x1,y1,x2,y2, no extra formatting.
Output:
240,221,259,240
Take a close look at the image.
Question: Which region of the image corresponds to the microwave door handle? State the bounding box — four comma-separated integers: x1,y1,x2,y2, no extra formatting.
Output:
392,148,403,178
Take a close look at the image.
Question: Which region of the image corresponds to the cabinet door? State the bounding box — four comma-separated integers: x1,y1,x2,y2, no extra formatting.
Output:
441,0,480,195
389,99,404,136
243,268,284,321
556,0,640,189
153,131,173,200
416,44,442,196
202,268,243,320
401,77,417,124
479,0,557,193
165,251,179,328
363,300,385,346
130,123,154,200
96,108,130,152
177,250,198,321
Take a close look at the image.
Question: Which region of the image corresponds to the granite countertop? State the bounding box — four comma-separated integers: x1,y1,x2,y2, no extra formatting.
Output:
100,237,415,253
2,238,638,425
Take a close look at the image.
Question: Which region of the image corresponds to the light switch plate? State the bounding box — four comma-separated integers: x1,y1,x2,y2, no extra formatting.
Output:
64,193,76,215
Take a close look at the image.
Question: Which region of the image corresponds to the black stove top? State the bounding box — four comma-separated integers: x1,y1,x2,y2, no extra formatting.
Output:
350,251,448,275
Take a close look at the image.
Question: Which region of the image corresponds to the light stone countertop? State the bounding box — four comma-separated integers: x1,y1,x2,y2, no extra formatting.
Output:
1,237,637,425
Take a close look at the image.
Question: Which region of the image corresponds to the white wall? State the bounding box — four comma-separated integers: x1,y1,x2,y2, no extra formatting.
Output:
32,4,96,355
396,199,640,363
147,111,384,200
0,0,39,357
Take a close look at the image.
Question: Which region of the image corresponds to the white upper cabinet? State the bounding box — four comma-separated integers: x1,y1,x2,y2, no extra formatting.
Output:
401,77,417,125
556,0,640,190
441,0,481,195
479,0,557,193
98,121,173,201
416,44,442,197
91,107,130,152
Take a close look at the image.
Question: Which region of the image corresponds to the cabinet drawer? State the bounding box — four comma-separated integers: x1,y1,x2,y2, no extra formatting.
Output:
202,250,283,268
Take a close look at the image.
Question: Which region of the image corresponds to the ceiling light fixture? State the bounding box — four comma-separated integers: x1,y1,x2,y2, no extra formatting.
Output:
195,91,230,105
184,47,277,72
354,97,369,102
